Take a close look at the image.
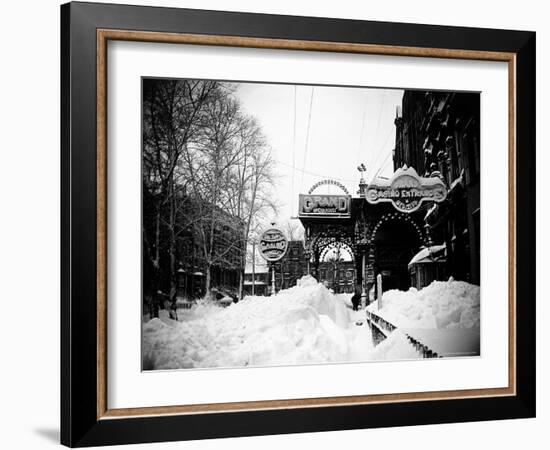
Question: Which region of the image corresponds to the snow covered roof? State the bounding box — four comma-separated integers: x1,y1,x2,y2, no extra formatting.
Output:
408,244,446,267
424,204,438,221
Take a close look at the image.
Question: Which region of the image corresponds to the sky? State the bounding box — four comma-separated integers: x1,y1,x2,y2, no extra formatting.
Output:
235,82,403,225
233,82,403,265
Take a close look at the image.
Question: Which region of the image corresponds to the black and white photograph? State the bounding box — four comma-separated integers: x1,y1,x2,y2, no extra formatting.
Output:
141,78,481,370
0,0,543,447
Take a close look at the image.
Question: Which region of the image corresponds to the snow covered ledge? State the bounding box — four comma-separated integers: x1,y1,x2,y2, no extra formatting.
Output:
366,278,480,358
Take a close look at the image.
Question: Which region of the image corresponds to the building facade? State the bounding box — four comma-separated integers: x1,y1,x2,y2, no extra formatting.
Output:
273,240,309,290
243,241,309,296
143,191,246,301
317,261,356,293
296,90,480,297
242,269,269,297
394,90,480,285
175,200,245,299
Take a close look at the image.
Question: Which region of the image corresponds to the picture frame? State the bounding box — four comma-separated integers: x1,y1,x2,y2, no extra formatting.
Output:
60,1,536,447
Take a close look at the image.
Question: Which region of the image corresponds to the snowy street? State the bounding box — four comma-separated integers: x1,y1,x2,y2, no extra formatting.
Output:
143,276,480,370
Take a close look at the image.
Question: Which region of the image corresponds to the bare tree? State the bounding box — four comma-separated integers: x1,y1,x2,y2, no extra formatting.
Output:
179,87,276,297
143,79,277,304
282,219,305,242
142,79,219,308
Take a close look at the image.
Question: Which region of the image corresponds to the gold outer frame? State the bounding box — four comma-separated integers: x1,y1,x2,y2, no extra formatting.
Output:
96,29,516,420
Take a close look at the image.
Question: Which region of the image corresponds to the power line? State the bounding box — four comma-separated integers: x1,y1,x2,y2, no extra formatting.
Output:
373,90,387,151
276,159,357,184
355,92,368,165
368,127,394,178
365,93,390,175
289,85,297,214
300,87,315,191
373,149,393,180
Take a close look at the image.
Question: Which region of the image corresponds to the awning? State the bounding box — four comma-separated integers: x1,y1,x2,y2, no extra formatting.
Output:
408,244,446,268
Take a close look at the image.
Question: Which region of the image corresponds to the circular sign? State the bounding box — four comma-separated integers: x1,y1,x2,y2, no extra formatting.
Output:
258,227,288,262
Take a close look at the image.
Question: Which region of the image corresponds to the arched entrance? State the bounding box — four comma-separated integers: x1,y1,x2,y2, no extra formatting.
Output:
298,178,430,297
317,242,356,293
368,212,425,291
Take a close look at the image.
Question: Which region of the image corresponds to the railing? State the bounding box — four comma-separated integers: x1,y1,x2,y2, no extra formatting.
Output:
365,309,440,359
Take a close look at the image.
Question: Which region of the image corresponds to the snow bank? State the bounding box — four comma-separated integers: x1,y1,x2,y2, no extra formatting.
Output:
368,330,421,361
143,277,478,370
143,276,357,370
367,279,480,330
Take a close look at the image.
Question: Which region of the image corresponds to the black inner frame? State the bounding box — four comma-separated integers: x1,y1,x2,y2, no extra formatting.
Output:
61,2,536,447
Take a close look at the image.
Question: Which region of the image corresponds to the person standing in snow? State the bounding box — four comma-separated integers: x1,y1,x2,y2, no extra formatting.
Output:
168,286,178,321
351,286,361,311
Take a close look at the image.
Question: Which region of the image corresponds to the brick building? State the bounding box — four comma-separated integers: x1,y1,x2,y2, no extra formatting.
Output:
394,90,480,285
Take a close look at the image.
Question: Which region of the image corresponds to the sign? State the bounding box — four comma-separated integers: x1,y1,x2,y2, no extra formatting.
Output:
308,179,349,195
258,227,288,262
365,165,447,213
298,194,351,218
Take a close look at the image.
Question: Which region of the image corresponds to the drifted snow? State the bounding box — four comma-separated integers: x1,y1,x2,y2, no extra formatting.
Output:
143,276,385,370
369,330,422,360
367,279,480,330
143,277,479,370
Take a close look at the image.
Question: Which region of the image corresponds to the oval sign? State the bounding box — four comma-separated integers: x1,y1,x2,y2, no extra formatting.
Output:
258,227,288,262
365,165,447,213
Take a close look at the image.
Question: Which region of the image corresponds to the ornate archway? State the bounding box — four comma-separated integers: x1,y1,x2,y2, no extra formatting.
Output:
315,241,356,294
308,179,350,195
298,178,430,295
367,212,426,291
367,211,427,246
319,241,355,263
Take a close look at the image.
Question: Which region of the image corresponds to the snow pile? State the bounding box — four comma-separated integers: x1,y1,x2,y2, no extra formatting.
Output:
142,277,478,370
143,276,358,370
368,330,421,360
334,293,353,309
367,279,480,330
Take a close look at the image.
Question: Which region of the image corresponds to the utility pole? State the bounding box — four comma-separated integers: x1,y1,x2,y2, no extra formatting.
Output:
361,252,367,307
251,241,256,296
270,263,276,296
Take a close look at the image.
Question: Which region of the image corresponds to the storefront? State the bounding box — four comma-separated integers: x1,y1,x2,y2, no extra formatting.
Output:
298,170,447,299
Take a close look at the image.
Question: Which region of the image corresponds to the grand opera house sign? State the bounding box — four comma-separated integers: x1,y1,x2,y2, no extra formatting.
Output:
365,165,447,213
298,179,352,219
298,194,351,218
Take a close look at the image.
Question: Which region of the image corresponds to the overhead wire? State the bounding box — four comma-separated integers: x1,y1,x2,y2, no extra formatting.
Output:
373,90,387,150
368,127,394,180
372,147,394,180
355,92,368,165
276,159,357,184
300,87,315,191
289,85,297,214
367,91,387,168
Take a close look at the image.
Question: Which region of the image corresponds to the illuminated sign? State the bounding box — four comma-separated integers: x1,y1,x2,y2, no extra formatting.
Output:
298,194,351,218
308,179,349,195
365,165,447,213
258,227,288,262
